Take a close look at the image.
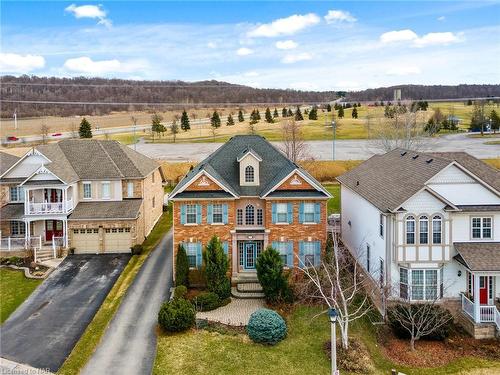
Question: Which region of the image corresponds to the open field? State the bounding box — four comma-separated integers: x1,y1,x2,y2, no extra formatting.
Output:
0,268,42,323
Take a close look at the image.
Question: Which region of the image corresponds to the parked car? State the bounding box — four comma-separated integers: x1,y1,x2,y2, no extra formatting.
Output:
52,133,62,137
6,136,19,142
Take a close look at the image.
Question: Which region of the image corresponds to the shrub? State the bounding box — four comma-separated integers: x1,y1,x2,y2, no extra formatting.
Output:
173,285,187,299
256,247,293,304
203,236,231,300
158,298,195,332
175,244,189,287
247,308,287,345
323,338,374,374
388,304,453,341
192,291,220,312
130,244,143,255
8,256,23,266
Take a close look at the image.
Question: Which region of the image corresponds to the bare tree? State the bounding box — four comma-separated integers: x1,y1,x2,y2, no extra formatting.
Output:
40,122,50,144
296,234,373,349
369,110,427,152
170,119,179,143
280,119,308,162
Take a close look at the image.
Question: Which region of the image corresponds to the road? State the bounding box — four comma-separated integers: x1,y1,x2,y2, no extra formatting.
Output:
133,133,500,161
0,254,130,373
81,230,173,375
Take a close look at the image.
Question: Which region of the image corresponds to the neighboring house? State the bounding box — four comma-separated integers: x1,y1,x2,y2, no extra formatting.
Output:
168,135,331,282
338,149,500,338
0,139,164,259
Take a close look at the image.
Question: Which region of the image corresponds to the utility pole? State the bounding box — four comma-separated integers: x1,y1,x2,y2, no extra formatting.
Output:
332,120,336,161
131,116,138,150
14,109,18,130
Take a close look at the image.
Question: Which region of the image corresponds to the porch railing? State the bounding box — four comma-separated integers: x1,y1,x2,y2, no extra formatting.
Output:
461,293,474,319
0,237,27,251
496,309,500,331
27,198,73,214
480,306,496,323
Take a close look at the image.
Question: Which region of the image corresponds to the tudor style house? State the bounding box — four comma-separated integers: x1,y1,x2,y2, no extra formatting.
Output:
169,135,331,282
0,139,164,260
338,149,500,338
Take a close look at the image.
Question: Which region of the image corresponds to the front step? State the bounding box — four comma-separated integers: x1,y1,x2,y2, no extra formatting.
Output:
231,287,265,299
232,273,259,284
237,282,263,293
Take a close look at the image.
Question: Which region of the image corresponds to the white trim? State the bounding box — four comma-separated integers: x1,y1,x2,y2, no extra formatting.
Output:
83,181,92,200
394,186,459,212
261,168,332,198
19,165,66,186
169,170,238,199
0,148,51,179
101,181,111,200
236,150,262,162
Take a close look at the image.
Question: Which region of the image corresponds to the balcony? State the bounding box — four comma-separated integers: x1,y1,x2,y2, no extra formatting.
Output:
27,198,74,215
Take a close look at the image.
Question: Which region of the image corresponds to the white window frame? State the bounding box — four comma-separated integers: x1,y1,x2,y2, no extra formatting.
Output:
185,242,198,269
83,182,92,200
432,215,442,244
245,165,254,183
274,242,289,267
237,209,243,226
9,186,24,202
127,182,134,198
471,217,492,239
302,242,316,267
276,203,288,224
256,208,263,226
405,215,416,245
186,204,197,224
419,215,429,244
303,203,315,223
212,203,223,224
101,181,111,200
400,268,440,301
10,221,25,237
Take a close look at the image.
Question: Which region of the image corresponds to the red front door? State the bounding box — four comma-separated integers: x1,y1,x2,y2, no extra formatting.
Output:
45,220,63,241
479,276,488,304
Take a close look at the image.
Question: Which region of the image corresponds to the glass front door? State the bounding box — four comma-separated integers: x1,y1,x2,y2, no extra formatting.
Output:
244,242,256,269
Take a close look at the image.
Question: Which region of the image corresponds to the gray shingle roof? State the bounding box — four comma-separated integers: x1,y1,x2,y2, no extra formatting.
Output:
0,204,24,220
337,148,499,213
0,152,20,175
170,135,326,199
453,242,500,271
69,199,143,220
34,140,159,182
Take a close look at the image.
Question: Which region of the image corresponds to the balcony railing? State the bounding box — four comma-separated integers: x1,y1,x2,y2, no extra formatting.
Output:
27,198,73,214
461,293,500,330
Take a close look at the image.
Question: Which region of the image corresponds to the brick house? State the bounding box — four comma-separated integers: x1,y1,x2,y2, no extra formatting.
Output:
168,135,331,282
0,139,164,260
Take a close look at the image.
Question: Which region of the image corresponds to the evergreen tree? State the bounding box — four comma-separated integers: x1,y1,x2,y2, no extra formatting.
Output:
203,236,231,300
337,106,344,118
287,108,293,117
282,108,288,117
175,244,189,287
238,109,245,122
249,109,259,124
256,246,293,304
295,107,303,121
304,108,309,115
151,113,166,141
265,107,274,123
353,103,357,108
79,117,92,138
326,103,332,112
255,109,261,120
357,102,361,107
226,113,235,126
380,100,385,106
352,107,358,119
308,105,318,120
467,99,473,106
211,111,221,128
490,110,500,133
180,110,190,131
273,108,279,118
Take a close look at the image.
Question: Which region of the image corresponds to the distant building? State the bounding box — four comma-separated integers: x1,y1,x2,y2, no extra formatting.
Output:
393,89,402,101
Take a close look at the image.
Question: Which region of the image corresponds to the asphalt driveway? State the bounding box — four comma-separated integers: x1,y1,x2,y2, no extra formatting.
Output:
0,254,130,372
82,230,173,375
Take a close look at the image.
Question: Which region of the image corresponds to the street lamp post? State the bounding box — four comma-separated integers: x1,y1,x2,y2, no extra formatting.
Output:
328,308,338,375
332,120,336,161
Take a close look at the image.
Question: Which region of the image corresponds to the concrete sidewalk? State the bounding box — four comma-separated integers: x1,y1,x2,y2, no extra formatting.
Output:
0,356,53,375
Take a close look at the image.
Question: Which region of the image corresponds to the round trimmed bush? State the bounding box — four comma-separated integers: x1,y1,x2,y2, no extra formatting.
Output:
173,285,188,300
192,291,220,312
158,298,195,332
247,308,287,345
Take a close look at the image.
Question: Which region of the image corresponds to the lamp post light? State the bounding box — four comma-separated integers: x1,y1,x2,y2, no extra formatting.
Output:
328,307,339,375
331,120,336,161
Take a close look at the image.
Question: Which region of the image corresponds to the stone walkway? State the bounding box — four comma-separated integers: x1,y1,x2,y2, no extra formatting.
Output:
197,298,265,326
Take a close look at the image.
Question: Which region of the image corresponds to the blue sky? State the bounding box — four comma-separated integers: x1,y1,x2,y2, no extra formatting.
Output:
1,1,499,90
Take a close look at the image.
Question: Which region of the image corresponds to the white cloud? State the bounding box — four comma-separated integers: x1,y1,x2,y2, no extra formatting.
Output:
324,10,357,24
275,40,298,50
0,53,45,73
385,65,421,76
247,13,320,38
236,47,254,56
437,16,446,21
380,29,418,44
207,41,217,49
281,52,312,64
413,32,461,47
65,4,112,28
63,56,147,75
243,71,259,77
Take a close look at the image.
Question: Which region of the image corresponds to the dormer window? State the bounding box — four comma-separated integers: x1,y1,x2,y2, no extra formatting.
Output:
245,166,255,183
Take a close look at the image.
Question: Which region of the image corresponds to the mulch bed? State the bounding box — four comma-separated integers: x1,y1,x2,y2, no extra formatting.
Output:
0,256,50,277
378,325,500,368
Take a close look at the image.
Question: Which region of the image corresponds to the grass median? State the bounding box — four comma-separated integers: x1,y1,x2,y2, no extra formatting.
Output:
58,210,172,375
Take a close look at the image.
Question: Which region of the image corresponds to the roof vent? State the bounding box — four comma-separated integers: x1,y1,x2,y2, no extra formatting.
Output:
400,151,407,156
426,158,433,164
412,155,419,160
356,180,360,186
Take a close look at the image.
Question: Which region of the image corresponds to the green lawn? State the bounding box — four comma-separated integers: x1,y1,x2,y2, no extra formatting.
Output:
58,210,173,375
325,184,340,214
154,305,500,375
0,268,42,323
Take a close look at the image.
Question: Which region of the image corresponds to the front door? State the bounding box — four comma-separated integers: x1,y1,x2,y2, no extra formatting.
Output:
45,220,63,241
244,242,256,269
479,276,488,304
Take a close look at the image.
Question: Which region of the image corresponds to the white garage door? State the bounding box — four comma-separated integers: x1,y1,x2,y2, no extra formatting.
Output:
72,228,100,254
103,228,132,253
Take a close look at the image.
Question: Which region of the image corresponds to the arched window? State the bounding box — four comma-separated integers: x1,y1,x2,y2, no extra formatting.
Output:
406,215,415,244
419,216,429,244
245,204,255,225
245,165,254,183
432,215,442,244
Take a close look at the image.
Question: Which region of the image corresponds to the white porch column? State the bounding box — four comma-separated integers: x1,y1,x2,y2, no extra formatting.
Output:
473,273,481,323
24,188,29,215
25,220,30,249
64,219,69,248
231,230,238,278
